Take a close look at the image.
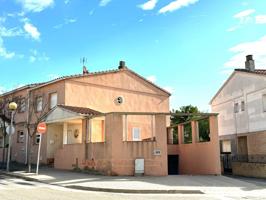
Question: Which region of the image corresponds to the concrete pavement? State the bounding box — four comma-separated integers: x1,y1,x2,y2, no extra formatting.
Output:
1,167,266,199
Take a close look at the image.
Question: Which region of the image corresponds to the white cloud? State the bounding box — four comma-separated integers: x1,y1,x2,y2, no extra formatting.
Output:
0,37,15,59
163,86,174,93
18,0,54,12
224,35,266,69
54,18,77,29
64,0,70,4
23,22,40,40
226,26,239,32
99,0,111,7
159,0,199,14
234,9,255,19
233,9,255,24
139,0,157,10
256,15,266,24
29,49,49,63
146,75,157,83
0,26,23,37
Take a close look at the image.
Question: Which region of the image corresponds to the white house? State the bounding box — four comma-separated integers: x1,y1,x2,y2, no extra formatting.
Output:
210,55,266,175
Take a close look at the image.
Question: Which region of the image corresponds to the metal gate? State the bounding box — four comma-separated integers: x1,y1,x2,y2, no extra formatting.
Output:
221,153,232,173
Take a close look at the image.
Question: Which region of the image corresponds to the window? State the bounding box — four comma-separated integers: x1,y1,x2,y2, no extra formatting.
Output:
183,123,192,144
234,103,239,113
198,119,210,142
17,131,24,143
132,127,141,141
19,98,26,113
263,94,266,112
222,140,231,153
90,118,105,143
35,134,40,144
49,93,58,109
0,136,4,148
241,101,245,111
36,96,43,112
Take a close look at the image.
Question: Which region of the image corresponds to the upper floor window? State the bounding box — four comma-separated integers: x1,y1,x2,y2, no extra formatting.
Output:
132,127,141,141
234,103,239,113
19,98,26,113
49,93,57,109
17,131,24,143
241,101,245,112
263,94,266,112
36,96,43,112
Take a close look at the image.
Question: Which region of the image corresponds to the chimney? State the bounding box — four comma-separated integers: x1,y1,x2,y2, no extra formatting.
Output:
245,55,255,71
118,61,126,70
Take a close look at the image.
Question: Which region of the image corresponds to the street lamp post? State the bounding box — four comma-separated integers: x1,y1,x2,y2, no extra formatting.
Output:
6,102,17,172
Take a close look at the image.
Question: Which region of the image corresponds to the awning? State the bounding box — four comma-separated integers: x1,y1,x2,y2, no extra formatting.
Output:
44,105,102,124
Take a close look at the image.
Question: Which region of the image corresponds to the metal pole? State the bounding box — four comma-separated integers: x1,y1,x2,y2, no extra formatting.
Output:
6,111,14,172
36,134,42,175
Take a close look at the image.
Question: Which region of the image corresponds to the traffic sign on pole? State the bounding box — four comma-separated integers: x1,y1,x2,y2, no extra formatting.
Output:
6,125,15,135
37,122,47,134
36,122,47,175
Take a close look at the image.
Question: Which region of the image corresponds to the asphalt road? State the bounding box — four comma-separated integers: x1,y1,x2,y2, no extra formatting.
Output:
0,174,264,200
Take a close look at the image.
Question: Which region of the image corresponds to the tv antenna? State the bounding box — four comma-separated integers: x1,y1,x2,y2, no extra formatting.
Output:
80,57,87,67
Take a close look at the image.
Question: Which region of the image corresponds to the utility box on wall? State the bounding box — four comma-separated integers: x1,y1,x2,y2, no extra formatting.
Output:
135,158,144,176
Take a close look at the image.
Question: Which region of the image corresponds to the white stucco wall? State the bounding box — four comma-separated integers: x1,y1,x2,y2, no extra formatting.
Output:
211,72,266,136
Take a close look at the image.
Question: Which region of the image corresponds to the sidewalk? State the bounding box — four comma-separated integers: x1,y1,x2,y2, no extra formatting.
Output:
1,167,266,197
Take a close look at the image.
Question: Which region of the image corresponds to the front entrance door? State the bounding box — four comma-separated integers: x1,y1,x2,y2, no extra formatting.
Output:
168,155,179,175
221,152,232,173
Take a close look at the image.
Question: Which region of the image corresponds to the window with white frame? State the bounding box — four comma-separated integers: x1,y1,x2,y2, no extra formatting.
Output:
241,101,245,111
234,102,239,113
132,127,141,141
49,93,57,109
19,98,26,113
35,134,40,144
17,131,24,143
263,94,266,112
36,96,43,112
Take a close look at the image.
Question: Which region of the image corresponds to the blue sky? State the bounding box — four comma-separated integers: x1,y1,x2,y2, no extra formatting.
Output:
0,0,266,111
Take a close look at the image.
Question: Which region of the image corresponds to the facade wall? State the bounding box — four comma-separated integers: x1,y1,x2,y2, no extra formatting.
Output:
211,72,266,137
64,71,169,113
54,114,168,176
232,162,266,178
167,116,221,175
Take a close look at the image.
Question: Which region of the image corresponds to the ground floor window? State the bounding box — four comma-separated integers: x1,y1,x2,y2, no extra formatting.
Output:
89,117,105,143
17,130,24,143
123,115,155,142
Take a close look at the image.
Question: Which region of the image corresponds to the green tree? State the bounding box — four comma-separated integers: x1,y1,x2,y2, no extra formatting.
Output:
171,105,200,125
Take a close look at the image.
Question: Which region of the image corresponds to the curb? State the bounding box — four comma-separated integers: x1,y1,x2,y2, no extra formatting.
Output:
0,171,204,194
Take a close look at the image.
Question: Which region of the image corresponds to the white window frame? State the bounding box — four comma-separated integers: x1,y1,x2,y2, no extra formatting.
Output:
132,127,141,141
36,96,43,112
49,93,58,109
19,98,26,113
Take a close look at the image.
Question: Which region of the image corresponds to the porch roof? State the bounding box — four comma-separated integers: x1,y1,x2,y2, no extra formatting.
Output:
44,105,103,123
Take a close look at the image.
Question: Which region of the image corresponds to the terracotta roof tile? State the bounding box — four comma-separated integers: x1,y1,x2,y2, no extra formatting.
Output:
235,68,266,75
58,105,102,116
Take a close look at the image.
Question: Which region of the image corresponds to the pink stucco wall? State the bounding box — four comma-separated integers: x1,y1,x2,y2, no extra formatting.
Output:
167,116,221,175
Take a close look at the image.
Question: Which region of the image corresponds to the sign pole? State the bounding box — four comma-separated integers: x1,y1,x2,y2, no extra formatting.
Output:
36,133,42,175
6,111,14,172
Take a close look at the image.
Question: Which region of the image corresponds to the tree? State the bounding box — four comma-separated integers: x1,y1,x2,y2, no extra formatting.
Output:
26,92,49,172
170,105,200,144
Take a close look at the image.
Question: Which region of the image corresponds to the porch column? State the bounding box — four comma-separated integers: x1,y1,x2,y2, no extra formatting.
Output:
63,122,68,145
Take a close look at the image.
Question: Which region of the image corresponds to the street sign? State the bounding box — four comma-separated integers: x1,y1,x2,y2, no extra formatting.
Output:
37,122,47,134
6,125,15,135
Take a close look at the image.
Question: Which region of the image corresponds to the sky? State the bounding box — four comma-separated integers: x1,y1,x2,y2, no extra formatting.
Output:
0,0,266,111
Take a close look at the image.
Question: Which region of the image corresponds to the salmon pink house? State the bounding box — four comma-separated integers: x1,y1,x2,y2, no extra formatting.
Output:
0,61,221,176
